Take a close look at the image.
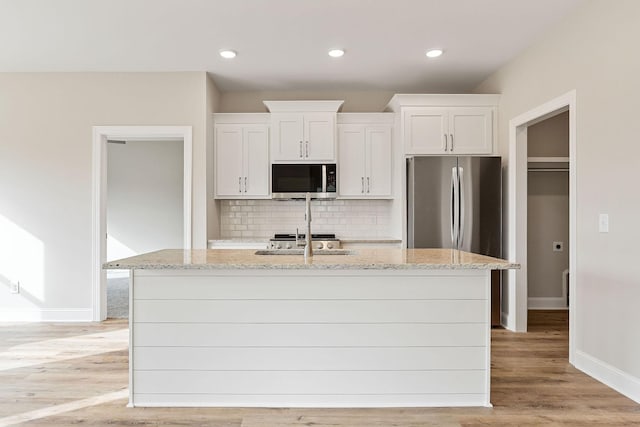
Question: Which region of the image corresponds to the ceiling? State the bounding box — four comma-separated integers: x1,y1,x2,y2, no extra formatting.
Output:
0,0,584,92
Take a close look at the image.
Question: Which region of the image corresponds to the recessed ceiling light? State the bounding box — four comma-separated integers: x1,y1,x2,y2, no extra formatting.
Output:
219,49,237,59
328,49,345,58
426,49,444,58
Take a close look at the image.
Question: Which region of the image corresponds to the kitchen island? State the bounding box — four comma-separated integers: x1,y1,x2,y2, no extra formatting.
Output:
104,248,518,408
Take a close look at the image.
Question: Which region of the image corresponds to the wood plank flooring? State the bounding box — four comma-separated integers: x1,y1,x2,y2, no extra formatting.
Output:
1,311,639,426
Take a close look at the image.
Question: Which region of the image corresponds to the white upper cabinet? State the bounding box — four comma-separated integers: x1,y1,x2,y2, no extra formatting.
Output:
337,114,393,199
264,100,343,162
214,114,270,199
387,94,499,155
270,112,335,161
403,108,449,153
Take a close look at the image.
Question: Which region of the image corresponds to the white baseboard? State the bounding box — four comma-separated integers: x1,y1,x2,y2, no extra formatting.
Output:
528,297,568,310
574,350,640,404
0,308,94,322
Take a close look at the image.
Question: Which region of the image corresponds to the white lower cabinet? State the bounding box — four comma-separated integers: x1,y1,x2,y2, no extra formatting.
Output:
338,124,392,198
215,124,269,198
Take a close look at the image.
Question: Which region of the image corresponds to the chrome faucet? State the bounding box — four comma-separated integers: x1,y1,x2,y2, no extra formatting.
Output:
304,192,313,259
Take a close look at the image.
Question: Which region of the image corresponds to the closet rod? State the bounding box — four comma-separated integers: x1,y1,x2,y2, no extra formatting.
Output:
528,168,569,172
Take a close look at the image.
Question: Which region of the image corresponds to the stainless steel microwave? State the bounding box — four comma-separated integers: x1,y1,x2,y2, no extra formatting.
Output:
271,164,337,199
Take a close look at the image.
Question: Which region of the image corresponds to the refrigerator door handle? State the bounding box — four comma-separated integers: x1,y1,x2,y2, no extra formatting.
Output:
458,167,465,249
451,167,459,248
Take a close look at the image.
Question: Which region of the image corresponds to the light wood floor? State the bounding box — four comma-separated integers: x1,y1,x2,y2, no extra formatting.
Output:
1,311,639,426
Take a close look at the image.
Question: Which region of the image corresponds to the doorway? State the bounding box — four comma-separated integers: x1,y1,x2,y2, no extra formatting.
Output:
92,126,193,321
505,90,577,364
527,111,570,311
106,138,185,318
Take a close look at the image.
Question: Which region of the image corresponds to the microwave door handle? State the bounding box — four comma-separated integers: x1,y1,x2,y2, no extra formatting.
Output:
322,165,327,192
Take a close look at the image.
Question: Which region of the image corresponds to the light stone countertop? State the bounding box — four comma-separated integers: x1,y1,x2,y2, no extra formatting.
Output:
103,248,519,271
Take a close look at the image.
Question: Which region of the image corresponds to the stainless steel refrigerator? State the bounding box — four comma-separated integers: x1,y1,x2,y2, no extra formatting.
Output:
407,156,502,324
407,156,501,255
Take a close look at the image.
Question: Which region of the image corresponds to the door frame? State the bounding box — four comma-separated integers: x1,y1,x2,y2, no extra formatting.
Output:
91,126,193,321
506,90,576,362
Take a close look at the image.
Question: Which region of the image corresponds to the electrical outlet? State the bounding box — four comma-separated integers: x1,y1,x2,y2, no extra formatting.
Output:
553,241,564,252
10,281,20,294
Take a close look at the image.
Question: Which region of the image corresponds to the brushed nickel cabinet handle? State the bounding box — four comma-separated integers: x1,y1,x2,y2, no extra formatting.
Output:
444,134,448,152
450,133,454,151
299,141,303,158
361,177,365,193
244,177,247,193
238,177,242,193
367,177,370,193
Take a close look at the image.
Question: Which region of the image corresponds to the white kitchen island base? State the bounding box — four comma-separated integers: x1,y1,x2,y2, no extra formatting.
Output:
127,266,494,408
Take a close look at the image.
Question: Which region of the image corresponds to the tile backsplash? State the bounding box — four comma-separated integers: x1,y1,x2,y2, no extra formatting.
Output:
220,199,393,239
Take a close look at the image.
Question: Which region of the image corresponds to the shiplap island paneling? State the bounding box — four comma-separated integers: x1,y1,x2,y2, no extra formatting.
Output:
104,248,518,408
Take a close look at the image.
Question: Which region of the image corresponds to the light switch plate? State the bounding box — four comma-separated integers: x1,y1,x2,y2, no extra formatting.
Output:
599,214,609,233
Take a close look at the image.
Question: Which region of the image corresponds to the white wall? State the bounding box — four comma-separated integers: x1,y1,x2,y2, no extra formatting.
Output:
527,171,569,303
0,72,211,321
475,0,640,399
206,75,221,240
107,140,184,260
219,90,394,113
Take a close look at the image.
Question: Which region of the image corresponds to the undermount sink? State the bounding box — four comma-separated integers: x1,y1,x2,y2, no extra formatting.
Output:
254,249,356,256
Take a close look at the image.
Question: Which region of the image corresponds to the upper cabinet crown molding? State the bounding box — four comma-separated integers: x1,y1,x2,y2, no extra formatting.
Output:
385,94,500,111
263,100,344,113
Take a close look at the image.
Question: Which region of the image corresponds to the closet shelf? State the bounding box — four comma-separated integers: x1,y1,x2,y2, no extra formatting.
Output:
527,156,569,172
528,156,569,163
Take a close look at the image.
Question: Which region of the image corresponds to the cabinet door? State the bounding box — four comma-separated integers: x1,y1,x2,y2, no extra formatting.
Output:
366,126,392,197
243,126,270,197
449,107,493,154
403,108,448,154
271,114,304,161
338,125,367,197
304,113,335,161
215,125,244,197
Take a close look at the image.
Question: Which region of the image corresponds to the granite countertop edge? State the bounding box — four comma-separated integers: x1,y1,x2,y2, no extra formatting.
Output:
104,248,520,271
103,262,518,270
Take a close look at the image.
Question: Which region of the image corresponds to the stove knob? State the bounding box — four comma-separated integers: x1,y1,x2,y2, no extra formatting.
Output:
275,243,282,249
327,242,334,249
285,242,292,249
316,243,323,250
